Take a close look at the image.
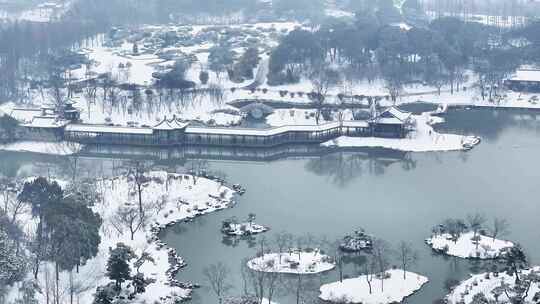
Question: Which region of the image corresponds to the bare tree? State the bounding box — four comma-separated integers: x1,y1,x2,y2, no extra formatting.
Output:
203,262,233,304
443,218,466,243
309,65,341,124
362,253,377,294
467,213,487,249
265,271,281,304
113,205,145,241
491,218,510,243
186,160,209,185
258,235,269,257
127,161,150,221
274,231,293,264
372,239,392,292
397,241,418,280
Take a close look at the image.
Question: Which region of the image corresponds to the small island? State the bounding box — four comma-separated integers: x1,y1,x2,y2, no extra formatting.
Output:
339,229,373,252
426,215,514,259
320,269,429,304
247,249,335,274
221,214,269,236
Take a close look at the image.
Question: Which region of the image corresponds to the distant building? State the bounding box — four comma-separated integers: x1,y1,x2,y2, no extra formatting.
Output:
8,101,81,141
369,107,412,138
505,69,540,92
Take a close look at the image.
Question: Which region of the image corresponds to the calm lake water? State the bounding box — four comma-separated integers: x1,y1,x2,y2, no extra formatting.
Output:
2,108,540,304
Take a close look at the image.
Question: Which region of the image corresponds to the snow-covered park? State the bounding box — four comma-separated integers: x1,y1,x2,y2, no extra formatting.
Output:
5,171,237,304
426,231,514,259
319,269,429,304
247,250,335,274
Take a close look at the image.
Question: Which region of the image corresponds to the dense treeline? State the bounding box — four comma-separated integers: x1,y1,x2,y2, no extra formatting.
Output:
268,3,540,102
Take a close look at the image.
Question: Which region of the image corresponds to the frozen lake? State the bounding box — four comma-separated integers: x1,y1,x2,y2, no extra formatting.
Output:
162,108,540,304
2,108,540,303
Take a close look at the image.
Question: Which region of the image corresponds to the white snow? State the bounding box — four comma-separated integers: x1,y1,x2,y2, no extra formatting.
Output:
446,268,540,304
426,231,514,259
247,250,335,274
6,171,236,304
319,269,429,304
322,114,481,152
223,222,269,236
0,141,83,155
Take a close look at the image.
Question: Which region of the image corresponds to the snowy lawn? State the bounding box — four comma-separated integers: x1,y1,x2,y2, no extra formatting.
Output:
426,231,514,259
322,114,481,152
247,249,335,274
319,269,429,304
446,268,540,304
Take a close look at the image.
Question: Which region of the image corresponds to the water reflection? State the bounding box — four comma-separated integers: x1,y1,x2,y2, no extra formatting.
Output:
436,108,540,141
305,150,415,187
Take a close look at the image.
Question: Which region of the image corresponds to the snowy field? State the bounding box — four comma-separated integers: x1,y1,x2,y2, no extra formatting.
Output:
446,268,540,304
247,250,335,274
426,231,514,259
319,269,429,304
6,171,236,304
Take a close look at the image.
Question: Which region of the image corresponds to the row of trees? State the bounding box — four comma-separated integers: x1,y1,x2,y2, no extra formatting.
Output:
435,213,510,247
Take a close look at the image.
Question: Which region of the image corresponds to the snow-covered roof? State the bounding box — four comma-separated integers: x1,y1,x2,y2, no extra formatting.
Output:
153,116,189,130
65,124,153,135
186,121,362,137
23,116,70,129
239,103,274,114
9,108,43,123
510,69,540,82
371,107,411,125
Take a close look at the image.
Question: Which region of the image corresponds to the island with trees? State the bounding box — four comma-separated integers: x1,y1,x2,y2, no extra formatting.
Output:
426,214,515,259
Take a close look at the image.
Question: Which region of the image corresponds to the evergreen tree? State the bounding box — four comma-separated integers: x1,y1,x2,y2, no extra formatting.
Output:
106,243,136,290
17,177,63,279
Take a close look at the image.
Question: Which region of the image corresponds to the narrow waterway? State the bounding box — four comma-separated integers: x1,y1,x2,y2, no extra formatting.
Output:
2,108,540,304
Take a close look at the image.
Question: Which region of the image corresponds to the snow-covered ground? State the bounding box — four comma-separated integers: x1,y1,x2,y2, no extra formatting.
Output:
322,113,480,152
6,171,236,304
0,1,73,23
319,269,429,304
0,141,83,155
426,231,514,259
446,268,540,304
247,250,335,274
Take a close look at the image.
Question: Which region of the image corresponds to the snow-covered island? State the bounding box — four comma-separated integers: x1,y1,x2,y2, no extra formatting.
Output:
247,249,335,274
5,171,237,304
339,230,373,252
319,269,429,304
446,268,540,304
426,231,514,259
221,219,269,236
